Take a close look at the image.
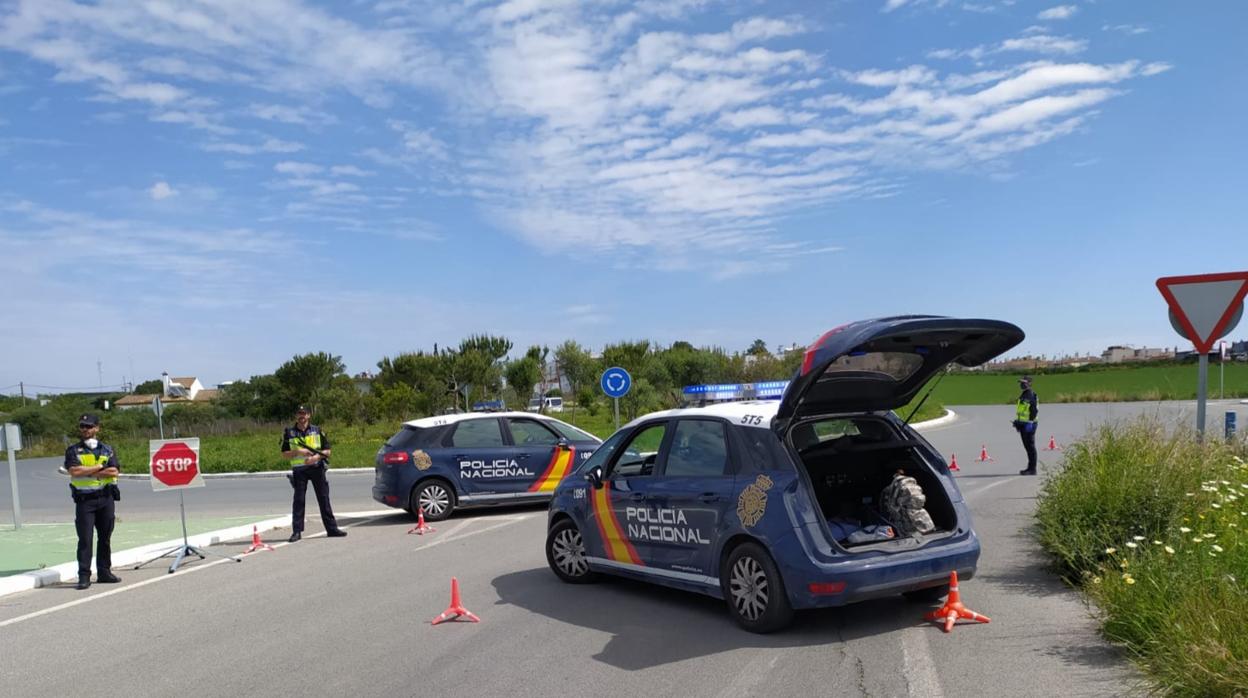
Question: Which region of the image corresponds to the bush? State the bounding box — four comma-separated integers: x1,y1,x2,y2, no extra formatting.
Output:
1035,418,1248,696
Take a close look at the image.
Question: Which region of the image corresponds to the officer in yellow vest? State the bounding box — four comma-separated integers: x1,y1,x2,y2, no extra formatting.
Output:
281,405,346,542
65,413,122,589
1013,376,1039,475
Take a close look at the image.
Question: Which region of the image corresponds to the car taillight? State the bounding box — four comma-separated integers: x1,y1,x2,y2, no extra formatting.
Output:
808,582,846,595
383,451,410,465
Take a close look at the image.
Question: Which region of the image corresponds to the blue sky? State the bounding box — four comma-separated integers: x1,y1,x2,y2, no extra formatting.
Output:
1,0,1246,392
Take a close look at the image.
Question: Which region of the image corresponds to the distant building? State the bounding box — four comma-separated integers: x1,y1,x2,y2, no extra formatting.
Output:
114,372,220,409
1100,345,1174,363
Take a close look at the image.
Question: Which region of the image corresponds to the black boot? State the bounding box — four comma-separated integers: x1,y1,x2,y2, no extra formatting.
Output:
288,532,301,543
76,577,91,590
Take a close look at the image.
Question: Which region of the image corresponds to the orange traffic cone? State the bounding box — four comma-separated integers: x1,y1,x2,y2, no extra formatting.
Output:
948,454,960,472
244,525,275,554
976,444,994,462
923,571,990,633
431,577,480,625
407,507,436,535
1045,435,1061,451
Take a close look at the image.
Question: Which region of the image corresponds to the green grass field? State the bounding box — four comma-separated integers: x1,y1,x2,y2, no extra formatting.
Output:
930,363,1248,405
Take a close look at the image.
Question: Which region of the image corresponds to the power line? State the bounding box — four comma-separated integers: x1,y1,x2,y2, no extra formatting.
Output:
16,383,130,391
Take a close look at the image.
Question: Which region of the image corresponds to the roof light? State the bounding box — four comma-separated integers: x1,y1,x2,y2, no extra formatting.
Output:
682,381,788,402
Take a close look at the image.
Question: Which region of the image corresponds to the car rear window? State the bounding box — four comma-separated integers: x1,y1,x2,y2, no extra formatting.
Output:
546,420,599,443
821,351,923,382
734,425,795,472
385,426,427,451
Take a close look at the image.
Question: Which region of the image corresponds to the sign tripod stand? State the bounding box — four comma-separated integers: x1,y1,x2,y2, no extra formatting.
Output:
132,489,241,573
135,432,242,573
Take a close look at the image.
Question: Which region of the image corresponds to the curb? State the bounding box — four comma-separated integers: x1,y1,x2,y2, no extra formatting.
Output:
912,408,958,430
0,509,397,600
80,467,374,480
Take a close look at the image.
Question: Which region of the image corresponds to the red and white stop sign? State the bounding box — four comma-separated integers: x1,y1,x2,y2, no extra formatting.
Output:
149,438,205,490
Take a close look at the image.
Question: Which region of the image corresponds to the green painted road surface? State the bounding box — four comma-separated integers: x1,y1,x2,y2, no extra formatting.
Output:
0,514,284,576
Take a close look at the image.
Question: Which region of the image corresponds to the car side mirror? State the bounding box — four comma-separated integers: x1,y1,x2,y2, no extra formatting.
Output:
585,465,604,489
557,437,570,450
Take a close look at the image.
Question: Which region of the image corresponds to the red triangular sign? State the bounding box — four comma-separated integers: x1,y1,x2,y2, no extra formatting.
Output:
1156,272,1248,353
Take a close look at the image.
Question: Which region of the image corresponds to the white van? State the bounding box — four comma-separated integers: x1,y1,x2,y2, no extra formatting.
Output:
526,396,564,413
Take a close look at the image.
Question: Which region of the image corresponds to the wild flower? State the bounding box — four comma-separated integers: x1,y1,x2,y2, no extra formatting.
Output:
1126,542,1138,549
1180,526,1192,533
1105,547,1117,554
1153,540,1163,545
1132,535,1146,541
1091,576,1101,584
1212,545,1224,553
1212,503,1222,509
1203,533,1216,539
1125,576,1136,585
1165,546,1176,554
1193,537,1204,544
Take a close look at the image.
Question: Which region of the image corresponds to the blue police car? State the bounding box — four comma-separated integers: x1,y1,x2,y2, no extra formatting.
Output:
545,316,1024,632
373,412,602,520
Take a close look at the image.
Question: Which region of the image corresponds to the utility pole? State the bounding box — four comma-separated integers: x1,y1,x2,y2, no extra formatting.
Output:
20,382,26,406
97,359,103,388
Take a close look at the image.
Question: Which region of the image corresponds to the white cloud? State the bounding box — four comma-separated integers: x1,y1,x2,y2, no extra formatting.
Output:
202,137,305,155
883,0,913,11
148,181,177,200
1103,24,1150,36
330,165,373,177
274,161,323,176
1037,5,1078,21
930,32,1088,61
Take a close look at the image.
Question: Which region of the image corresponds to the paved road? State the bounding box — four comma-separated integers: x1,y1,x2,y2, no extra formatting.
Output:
1,401,1242,696
0,457,379,523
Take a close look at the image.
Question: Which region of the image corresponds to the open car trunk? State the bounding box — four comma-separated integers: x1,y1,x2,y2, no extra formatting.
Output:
789,415,956,551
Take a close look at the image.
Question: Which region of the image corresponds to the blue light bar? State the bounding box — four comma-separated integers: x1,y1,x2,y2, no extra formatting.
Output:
682,380,789,401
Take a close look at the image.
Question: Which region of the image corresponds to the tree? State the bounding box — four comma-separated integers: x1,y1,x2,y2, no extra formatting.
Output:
133,378,163,394
555,340,597,422
275,352,346,414
505,348,543,407
746,339,769,357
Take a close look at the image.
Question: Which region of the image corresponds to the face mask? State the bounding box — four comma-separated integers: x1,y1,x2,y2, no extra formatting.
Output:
85,438,99,449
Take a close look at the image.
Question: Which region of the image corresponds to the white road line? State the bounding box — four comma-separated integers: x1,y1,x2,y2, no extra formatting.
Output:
962,477,1016,500
411,513,538,552
0,515,383,629
901,627,945,697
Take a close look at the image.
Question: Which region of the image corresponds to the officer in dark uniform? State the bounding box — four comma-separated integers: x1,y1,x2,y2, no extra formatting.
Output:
281,405,347,542
65,413,122,589
1013,375,1039,475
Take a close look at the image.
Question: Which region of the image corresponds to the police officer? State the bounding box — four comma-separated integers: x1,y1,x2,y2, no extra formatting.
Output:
1013,375,1039,475
281,405,346,542
65,413,122,590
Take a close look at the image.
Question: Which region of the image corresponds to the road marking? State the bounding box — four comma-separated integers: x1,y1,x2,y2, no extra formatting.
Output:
963,477,1016,500
901,627,944,697
411,513,538,552
0,515,383,629
720,650,783,697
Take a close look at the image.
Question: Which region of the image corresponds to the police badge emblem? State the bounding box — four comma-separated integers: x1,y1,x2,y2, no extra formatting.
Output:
737,474,774,527
413,449,433,471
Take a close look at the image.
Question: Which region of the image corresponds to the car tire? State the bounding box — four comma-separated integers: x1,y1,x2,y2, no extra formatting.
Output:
546,519,598,584
410,479,455,522
722,542,794,633
902,583,950,603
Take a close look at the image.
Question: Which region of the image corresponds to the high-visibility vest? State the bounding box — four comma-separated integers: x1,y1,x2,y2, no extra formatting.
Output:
1016,395,1037,424
70,446,116,492
288,430,324,466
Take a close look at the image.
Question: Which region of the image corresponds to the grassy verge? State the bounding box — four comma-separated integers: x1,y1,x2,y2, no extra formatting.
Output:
933,363,1248,405
1035,419,1248,696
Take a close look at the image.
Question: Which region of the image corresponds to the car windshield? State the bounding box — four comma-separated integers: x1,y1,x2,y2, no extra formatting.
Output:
546,420,599,443
575,429,627,472
528,398,542,408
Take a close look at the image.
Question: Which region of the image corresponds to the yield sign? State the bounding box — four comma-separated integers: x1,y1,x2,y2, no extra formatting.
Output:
1156,271,1248,353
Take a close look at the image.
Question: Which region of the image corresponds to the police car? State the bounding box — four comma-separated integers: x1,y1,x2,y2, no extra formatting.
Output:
544,316,1024,632
372,412,602,520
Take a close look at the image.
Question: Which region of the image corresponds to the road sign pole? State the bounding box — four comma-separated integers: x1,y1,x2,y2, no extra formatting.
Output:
135,437,239,573
6,446,19,530
1197,353,1209,438
613,397,619,431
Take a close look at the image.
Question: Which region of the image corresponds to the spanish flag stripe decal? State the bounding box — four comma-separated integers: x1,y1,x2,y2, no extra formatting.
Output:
591,482,643,565
528,447,576,493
